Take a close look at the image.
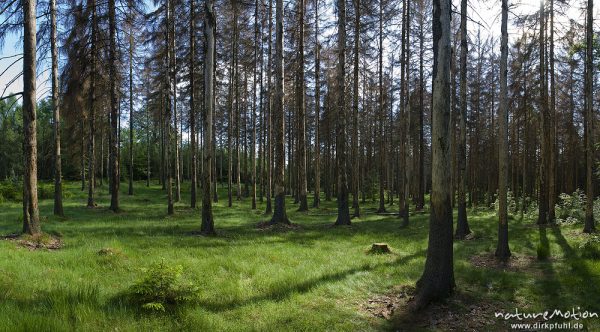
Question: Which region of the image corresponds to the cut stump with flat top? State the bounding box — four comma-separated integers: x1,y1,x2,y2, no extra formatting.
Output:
369,243,391,254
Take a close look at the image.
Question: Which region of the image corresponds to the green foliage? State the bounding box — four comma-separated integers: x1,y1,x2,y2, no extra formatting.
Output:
580,236,600,260
0,182,21,202
536,243,550,260
120,260,200,312
555,190,586,224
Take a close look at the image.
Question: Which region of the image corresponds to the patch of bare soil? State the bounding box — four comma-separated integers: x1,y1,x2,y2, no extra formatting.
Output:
2,233,63,251
469,252,538,272
363,286,510,331
255,221,301,231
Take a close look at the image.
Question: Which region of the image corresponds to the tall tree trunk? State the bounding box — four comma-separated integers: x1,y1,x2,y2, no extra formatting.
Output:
87,0,97,207
51,0,64,216
265,0,273,214
583,0,595,233
269,0,290,224
401,0,410,227
170,0,181,203
496,0,511,260
201,0,216,234
109,0,120,212
190,0,197,208
334,0,351,226
22,0,40,235
128,0,135,196
351,0,360,217
251,0,259,210
416,0,425,211
455,0,470,239
165,0,174,215
537,0,549,224
376,0,386,214
297,0,308,211
548,0,556,222
413,0,454,309
312,0,321,208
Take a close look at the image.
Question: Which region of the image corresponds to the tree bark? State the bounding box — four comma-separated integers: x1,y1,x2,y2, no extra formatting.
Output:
583,0,595,233
496,0,511,260
269,0,290,224
455,0,470,239
413,0,454,310
334,0,351,226
51,0,64,217
265,0,273,214
201,0,216,234
351,0,360,217
296,0,308,212
312,0,321,209
22,0,41,235
190,0,197,208
128,0,135,196
537,0,549,225
109,0,120,212
377,0,386,214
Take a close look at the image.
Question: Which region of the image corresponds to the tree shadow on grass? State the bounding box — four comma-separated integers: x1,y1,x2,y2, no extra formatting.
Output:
198,251,426,313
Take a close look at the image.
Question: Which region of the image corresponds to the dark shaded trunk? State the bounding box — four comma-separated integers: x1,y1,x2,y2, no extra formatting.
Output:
109,0,120,212
495,0,511,260
583,0,595,233
201,0,216,235
413,0,454,310
334,0,351,226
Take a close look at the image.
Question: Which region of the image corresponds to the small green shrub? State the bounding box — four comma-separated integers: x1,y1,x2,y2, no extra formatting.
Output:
0,182,21,202
537,244,550,260
120,260,200,312
580,236,600,260
555,190,586,224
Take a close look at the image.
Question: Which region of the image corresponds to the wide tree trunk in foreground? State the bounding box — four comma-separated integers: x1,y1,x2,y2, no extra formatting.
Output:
269,0,290,224
22,0,41,235
51,0,64,217
334,0,351,226
413,0,453,310
583,0,595,233
201,0,216,235
455,0,470,239
496,0,511,260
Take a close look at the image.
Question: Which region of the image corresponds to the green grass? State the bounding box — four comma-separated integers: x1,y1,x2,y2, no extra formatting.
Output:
1,181,599,331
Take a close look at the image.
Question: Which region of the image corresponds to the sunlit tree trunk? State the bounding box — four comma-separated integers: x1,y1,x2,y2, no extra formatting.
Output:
51,0,64,217
22,0,41,235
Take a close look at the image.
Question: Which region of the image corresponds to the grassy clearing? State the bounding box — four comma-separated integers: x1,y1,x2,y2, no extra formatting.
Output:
0,181,599,331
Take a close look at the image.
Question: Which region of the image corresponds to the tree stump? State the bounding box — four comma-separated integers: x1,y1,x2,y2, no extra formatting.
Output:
369,243,391,254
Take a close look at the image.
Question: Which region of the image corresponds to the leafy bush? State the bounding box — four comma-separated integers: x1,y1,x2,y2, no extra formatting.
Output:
580,236,600,260
120,260,200,312
0,182,21,202
555,190,586,224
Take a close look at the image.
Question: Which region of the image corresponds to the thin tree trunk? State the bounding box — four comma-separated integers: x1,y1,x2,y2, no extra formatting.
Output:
351,0,360,217
87,0,97,207
128,0,134,196
583,0,595,233
312,0,320,208
496,0,511,260
190,0,197,208
537,0,549,225
455,0,470,239
109,0,120,212
201,0,216,234
269,0,290,224
297,0,308,211
51,0,64,216
165,0,174,215
252,0,259,210
548,0,556,222
377,0,386,214
171,0,181,202
265,0,273,214
334,0,351,226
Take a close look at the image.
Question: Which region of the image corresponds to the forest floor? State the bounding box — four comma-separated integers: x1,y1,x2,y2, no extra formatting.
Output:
1,181,599,331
